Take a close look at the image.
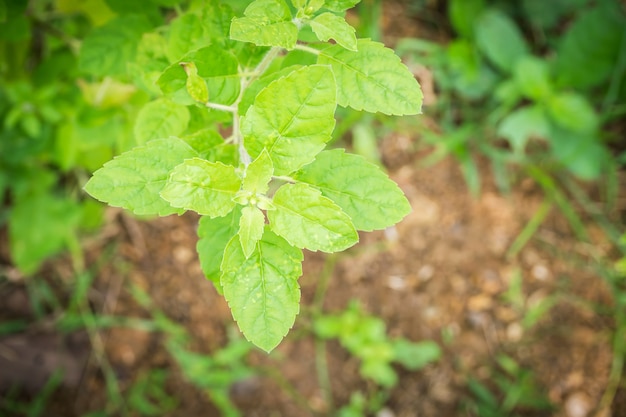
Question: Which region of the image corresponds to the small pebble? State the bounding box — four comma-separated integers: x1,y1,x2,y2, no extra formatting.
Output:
565,392,591,417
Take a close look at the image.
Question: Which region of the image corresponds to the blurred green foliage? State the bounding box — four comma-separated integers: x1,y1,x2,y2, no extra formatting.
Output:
314,300,441,388
463,355,553,417
399,0,626,193
0,0,153,274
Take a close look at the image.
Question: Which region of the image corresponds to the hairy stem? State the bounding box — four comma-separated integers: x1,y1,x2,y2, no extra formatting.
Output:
205,102,238,113
294,44,321,56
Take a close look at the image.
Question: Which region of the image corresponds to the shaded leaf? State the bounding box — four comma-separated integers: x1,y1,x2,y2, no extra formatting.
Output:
158,46,240,106
79,15,152,77
134,99,190,144
475,9,528,73
197,209,241,292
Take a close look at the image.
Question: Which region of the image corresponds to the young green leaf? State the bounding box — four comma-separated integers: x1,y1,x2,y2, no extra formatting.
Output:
158,47,240,106
310,12,357,51
268,183,358,252
239,206,266,258
230,0,298,49
197,209,241,293
134,98,190,144
160,158,241,217
317,39,422,115
221,229,303,352
243,149,273,194
84,137,198,216
181,62,209,103
294,149,411,231
242,65,337,175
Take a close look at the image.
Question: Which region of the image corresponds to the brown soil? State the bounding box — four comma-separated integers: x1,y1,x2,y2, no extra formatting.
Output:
1,129,618,416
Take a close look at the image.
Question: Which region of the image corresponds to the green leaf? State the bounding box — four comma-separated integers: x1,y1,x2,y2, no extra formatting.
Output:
181,62,209,103
475,9,529,73
268,183,358,252
128,32,170,96
238,65,303,115
230,0,298,49
318,39,423,115
556,1,626,89
166,12,207,62
323,0,361,12
550,128,606,180
392,339,441,371
160,158,241,217
221,229,303,352
79,15,152,77
10,193,81,275
547,92,598,134
134,99,190,145
513,56,552,101
0,0,7,23
243,149,274,194
310,13,357,51
295,149,411,231
448,0,485,38
497,106,550,154
182,128,236,163
242,65,336,175
84,137,198,216
158,46,240,106
239,206,266,258
197,210,241,292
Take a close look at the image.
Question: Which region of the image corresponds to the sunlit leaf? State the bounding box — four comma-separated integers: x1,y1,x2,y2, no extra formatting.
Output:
318,39,422,115
160,158,241,217
242,65,336,175
84,137,198,216
268,183,358,252
221,229,303,352
295,149,411,231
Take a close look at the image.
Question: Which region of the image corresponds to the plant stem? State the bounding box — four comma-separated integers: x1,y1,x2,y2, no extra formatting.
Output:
205,102,237,113
272,175,297,183
311,254,338,413
294,44,322,56
249,46,282,85
506,199,552,259
229,47,282,167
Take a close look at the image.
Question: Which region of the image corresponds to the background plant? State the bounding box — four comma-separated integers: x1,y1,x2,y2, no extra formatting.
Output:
398,0,626,195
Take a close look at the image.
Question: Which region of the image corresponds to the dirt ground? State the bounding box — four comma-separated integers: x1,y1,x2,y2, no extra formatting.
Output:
0,2,623,416
1,129,619,416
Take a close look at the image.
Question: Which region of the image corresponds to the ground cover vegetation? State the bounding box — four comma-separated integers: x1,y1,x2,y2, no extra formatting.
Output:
1,0,625,415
